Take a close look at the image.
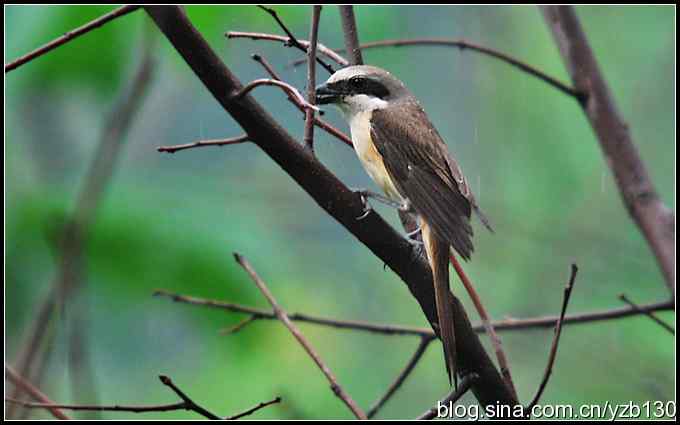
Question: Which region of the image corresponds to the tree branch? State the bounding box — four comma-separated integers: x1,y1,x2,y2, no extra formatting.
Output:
233,253,367,419
157,135,250,153
289,37,581,99
5,5,141,72
367,335,435,418
417,373,479,420
226,396,282,420
338,6,364,65
250,53,352,147
541,5,675,296
526,264,578,410
256,6,336,74
233,78,320,113
227,31,348,67
618,294,674,335
303,6,322,152
5,365,70,420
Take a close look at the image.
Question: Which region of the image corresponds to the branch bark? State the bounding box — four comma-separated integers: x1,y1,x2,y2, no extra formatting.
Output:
338,6,364,65
144,5,518,410
541,5,675,296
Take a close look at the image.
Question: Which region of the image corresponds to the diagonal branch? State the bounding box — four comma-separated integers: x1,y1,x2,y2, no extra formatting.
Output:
233,253,367,419
541,5,675,296
367,335,435,418
251,54,352,147
256,6,336,74
338,6,364,65
417,373,479,420
226,396,282,420
158,375,220,419
5,5,141,72
233,78,320,113
618,294,674,335
526,264,578,410
5,365,70,420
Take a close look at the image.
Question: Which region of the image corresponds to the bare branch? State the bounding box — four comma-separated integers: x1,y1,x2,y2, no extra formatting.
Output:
233,253,367,419
541,5,675,295
619,294,674,335
157,135,250,153
228,31,348,67
450,254,517,400
367,335,435,419
526,264,578,411
303,6,322,153
338,6,364,65
233,78,321,113
5,365,70,420
256,6,336,74
4,398,186,415
251,54,352,147
5,6,141,72
7,38,156,419
226,396,282,420
158,375,220,419
290,38,580,99
417,373,479,420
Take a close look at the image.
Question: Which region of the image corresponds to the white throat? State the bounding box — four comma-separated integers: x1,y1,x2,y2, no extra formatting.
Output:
336,94,388,122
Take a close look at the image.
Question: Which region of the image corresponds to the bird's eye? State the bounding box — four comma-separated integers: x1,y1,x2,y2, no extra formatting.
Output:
349,77,365,89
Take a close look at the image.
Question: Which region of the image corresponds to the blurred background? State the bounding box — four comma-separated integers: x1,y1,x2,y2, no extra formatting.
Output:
5,5,675,419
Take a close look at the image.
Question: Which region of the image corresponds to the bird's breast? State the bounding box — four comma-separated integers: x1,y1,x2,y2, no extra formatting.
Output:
349,111,402,202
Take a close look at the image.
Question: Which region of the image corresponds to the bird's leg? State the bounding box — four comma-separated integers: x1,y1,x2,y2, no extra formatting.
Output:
352,188,403,220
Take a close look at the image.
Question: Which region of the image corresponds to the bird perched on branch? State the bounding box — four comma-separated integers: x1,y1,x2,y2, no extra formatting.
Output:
316,65,492,386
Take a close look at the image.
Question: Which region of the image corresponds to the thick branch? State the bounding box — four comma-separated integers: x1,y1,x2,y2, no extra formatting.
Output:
338,6,364,65
5,6,141,72
541,5,675,295
144,5,519,410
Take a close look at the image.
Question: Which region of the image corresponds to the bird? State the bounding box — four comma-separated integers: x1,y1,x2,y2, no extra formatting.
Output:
316,65,492,386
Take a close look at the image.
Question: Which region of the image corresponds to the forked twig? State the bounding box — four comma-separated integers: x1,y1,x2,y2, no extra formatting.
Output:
618,294,674,335
233,78,321,113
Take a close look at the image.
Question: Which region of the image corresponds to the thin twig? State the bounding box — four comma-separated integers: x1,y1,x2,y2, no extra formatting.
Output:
5,6,141,72
228,31,347,67
416,373,478,420
4,398,186,415
251,54,352,147
303,6,322,153
219,315,258,335
226,396,282,420
618,294,674,335
233,253,367,419
158,375,220,419
338,6,364,65
367,335,435,419
256,6,335,74
233,78,321,113
154,289,432,336
157,135,250,153
289,37,581,99
450,254,517,401
5,365,70,420
153,289,673,336
526,264,578,411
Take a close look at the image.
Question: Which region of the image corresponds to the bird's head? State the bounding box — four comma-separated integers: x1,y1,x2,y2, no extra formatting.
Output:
315,65,409,118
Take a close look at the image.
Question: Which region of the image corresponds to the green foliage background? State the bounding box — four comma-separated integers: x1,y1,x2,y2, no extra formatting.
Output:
5,5,675,419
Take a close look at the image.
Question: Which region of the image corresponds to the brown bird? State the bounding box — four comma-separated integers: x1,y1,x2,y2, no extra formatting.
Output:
316,65,492,385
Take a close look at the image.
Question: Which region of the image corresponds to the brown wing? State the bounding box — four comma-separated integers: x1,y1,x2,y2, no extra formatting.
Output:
370,101,479,260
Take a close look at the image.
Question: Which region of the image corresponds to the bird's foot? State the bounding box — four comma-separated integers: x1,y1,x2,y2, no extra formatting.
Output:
351,188,403,220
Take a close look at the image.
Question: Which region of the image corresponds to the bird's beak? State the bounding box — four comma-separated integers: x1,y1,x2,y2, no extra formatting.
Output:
315,82,341,105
